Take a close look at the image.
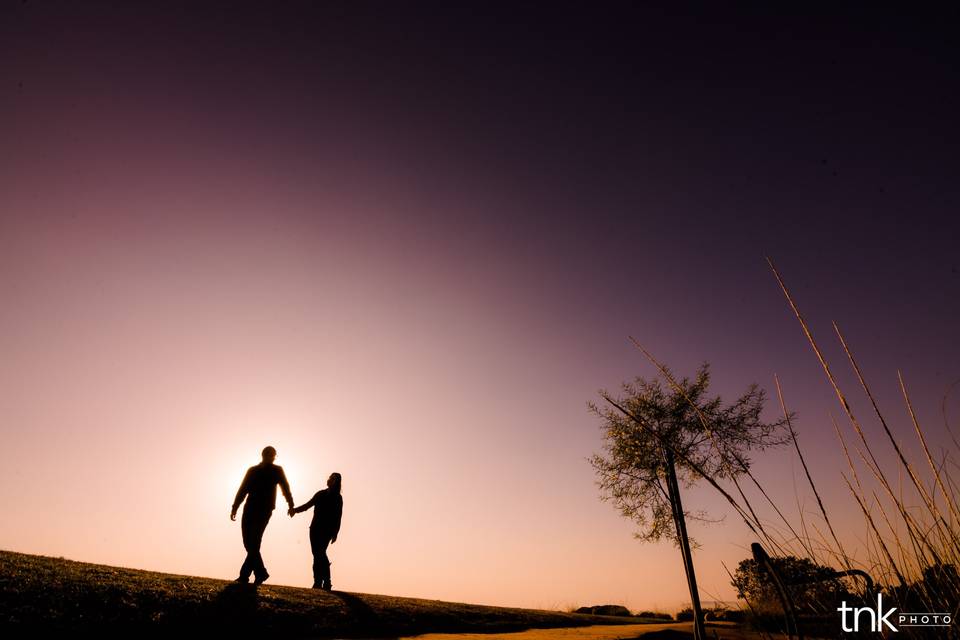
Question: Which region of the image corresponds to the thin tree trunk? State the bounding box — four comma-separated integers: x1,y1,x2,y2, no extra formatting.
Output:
665,448,707,640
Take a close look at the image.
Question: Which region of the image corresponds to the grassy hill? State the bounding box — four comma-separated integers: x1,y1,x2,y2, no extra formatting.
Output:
0,550,657,636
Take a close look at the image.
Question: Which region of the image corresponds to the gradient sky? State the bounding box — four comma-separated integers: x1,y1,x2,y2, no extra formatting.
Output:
2,2,959,612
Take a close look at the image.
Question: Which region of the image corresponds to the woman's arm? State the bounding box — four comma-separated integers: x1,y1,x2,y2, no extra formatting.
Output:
292,491,320,514
331,496,343,542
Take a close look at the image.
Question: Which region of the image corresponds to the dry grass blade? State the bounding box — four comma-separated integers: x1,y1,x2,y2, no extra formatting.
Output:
841,474,908,588
899,371,960,526
833,323,943,524
775,374,848,568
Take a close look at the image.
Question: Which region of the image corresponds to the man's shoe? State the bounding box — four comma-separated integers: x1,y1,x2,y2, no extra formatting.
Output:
253,572,270,585
235,576,250,584
323,582,332,592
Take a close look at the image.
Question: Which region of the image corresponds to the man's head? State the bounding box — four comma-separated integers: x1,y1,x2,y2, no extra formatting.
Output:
261,446,277,463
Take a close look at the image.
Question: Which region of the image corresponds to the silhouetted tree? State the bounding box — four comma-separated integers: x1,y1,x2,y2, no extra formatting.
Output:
589,362,790,640
589,363,788,542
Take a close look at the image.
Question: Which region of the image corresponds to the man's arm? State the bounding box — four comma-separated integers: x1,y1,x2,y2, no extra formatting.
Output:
231,468,252,520
278,467,294,510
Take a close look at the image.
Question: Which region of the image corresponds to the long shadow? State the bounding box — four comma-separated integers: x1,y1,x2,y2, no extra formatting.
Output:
330,591,395,638
208,583,260,629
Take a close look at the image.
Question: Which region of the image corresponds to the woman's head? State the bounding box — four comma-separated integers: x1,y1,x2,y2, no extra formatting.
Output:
327,472,342,493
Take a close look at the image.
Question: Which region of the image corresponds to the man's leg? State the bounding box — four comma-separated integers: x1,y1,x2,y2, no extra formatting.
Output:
237,554,252,582
242,509,272,582
239,510,255,581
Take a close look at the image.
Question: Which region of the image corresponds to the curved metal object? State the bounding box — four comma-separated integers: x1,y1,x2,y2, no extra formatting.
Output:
751,542,802,640
751,543,876,640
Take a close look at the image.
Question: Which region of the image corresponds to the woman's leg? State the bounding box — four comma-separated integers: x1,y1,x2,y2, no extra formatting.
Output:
310,528,332,588
309,527,323,587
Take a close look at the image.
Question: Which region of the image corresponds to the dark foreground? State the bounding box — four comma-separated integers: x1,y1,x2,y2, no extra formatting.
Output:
0,550,652,637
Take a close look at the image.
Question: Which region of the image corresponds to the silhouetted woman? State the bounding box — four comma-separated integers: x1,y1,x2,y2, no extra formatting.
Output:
290,472,343,590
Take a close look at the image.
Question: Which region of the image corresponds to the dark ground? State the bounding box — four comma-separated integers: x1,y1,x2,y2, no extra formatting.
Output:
0,550,655,637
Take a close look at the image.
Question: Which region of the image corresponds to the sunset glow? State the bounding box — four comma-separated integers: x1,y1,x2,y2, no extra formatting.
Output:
2,3,958,616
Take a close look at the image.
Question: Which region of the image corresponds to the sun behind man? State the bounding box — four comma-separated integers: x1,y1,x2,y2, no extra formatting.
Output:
231,445,294,585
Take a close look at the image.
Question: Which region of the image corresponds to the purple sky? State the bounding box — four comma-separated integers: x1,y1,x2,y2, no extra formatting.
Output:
1,2,959,611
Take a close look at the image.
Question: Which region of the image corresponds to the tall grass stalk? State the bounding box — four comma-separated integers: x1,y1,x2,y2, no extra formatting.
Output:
619,259,958,637
762,257,959,636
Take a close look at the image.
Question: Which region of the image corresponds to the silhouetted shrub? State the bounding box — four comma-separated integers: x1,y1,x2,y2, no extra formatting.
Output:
731,555,852,615
594,605,632,617
637,610,673,620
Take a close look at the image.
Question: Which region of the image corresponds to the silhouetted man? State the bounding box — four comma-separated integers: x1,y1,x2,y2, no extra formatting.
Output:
231,446,294,585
